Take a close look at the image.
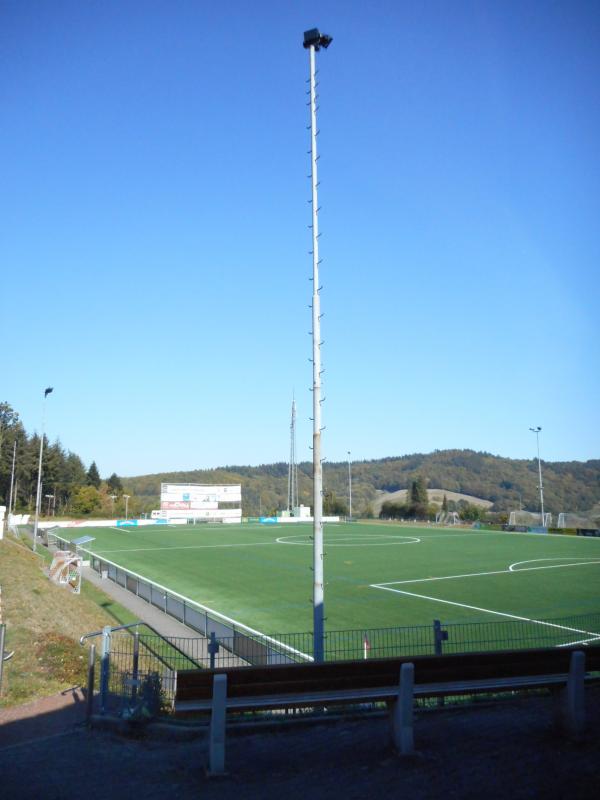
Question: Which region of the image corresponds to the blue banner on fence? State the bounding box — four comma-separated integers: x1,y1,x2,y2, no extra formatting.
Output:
259,517,278,525
116,519,138,527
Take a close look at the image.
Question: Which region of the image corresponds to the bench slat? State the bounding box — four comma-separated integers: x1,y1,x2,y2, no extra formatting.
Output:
174,672,574,714
175,646,599,704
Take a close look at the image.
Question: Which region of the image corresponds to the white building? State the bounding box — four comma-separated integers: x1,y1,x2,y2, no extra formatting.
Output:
152,483,242,524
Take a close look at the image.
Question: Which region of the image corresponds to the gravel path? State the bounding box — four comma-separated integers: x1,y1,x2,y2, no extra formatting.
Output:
1,688,598,799
81,566,245,666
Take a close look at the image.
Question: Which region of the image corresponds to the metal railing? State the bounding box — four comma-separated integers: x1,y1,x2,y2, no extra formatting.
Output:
51,531,600,671
80,621,203,718
48,532,312,666
80,612,600,718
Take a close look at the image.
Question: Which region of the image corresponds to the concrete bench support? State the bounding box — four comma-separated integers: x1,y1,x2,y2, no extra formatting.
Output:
565,650,585,739
208,674,227,776
391,662,414,755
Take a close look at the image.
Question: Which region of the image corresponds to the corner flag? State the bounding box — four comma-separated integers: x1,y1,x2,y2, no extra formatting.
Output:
363,633,371,660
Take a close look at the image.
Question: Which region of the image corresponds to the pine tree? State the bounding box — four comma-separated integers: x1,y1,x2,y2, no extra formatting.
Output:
106,472,123,493
86,461,101,489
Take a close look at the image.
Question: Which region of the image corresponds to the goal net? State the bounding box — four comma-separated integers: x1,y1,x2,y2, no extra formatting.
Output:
47,551,82,594
508,510,552,527
435,511,460,525
556,512,596,529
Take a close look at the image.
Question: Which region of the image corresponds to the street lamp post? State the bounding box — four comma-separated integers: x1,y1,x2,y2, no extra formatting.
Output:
347,451,353,521
45,494,54,517
123,495,130,521
109,494,117,518
529,427,545,525
33,387,53,553
8,441,17,522
304,27,332,663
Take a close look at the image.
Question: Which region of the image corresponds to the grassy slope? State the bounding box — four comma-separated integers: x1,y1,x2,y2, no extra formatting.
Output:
123,450,600,517
70,522,600,638
0,536,135,708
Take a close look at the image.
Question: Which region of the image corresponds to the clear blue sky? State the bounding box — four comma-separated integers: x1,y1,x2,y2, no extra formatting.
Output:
2,1,599,476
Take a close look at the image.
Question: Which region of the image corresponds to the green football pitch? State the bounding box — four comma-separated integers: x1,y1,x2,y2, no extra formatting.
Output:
60,521,600,649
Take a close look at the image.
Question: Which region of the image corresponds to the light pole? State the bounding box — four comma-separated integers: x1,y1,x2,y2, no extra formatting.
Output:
304,27,332,663
347,451,353,521
45,494,54,517
33,387,53,552
123,495,130,521
8,441,17,522
529,427,545,525
109,494,117,518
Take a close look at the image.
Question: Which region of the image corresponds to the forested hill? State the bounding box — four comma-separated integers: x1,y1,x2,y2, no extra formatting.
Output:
124,449,600,519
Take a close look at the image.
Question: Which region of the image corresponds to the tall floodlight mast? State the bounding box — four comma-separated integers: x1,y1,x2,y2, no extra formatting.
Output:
287,398,298,513
303,27,332,663
33,387,53,553
529,426,545,525
8,441,17,522
347,451,353,521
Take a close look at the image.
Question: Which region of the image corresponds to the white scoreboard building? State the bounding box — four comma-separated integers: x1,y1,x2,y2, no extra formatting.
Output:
152,483,242,524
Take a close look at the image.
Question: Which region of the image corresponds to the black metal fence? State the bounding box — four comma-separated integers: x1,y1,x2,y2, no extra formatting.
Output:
80,612,600,717
50,531,600,672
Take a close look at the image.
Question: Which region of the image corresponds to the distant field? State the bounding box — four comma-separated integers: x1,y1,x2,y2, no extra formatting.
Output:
372,488,493,515
56,521,600,649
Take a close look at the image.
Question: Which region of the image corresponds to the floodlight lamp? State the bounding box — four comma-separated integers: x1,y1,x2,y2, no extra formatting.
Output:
303,29,333,50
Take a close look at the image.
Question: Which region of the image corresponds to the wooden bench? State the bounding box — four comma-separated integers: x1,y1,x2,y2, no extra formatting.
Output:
175,647,598,775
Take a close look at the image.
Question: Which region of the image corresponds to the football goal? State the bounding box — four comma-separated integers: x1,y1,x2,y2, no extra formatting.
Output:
508,510,552,527
435,511,460,525
556,512,596,529
47,551,82,594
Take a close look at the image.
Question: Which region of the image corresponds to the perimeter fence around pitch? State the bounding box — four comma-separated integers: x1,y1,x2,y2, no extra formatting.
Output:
46,531,600,713
82,612,600,717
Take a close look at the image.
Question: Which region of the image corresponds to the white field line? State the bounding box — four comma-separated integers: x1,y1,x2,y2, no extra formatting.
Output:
508,557,600,571
556,637,600,647
53,533,312,662
370,584,600,640
275,534,421,547
106,526,234,534
375,559,600,587
97,540,277,554
414,533,528,540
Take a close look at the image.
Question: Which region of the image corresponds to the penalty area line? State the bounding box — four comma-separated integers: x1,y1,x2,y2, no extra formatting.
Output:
370,584,600,640
556,636,600,647
375,559,600,587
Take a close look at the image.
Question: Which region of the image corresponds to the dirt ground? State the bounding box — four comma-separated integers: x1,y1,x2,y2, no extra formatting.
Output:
0,687,598,799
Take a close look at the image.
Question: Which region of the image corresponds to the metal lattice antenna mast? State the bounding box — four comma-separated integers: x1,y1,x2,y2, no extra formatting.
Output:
303,28,332,663
287,397,298,513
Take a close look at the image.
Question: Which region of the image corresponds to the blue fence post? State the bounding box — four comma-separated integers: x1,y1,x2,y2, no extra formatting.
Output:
131,631,140,704
433,619,448,655
99,625,111,715
86,643,96,721
208,631,219,669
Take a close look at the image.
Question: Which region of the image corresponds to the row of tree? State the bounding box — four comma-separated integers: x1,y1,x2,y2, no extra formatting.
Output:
0,401,128,517
3,398,598,521
380,487,487,522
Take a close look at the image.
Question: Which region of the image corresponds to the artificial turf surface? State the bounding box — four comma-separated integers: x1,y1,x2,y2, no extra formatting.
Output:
55,521,600,656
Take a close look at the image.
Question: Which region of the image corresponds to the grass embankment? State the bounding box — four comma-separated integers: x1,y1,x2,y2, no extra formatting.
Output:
0,535,136,708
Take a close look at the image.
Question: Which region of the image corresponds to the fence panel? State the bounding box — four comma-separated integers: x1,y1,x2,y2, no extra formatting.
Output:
182,604,207,635
76,544,600,678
